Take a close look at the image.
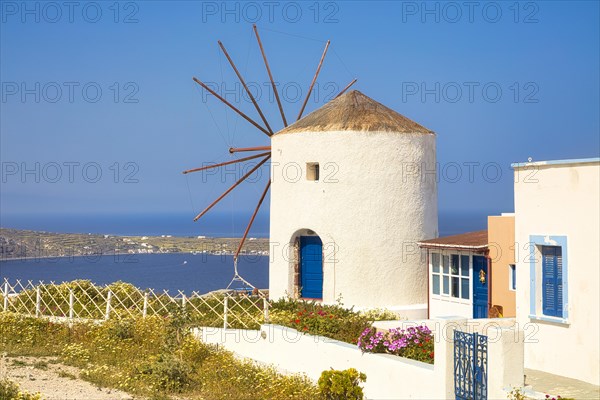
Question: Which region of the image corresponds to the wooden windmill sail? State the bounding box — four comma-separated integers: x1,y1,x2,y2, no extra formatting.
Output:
183,25,356,290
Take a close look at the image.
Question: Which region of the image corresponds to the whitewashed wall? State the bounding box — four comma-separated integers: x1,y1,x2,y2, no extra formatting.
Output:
196,318,523,399
269,130,438,308
514,159,600,385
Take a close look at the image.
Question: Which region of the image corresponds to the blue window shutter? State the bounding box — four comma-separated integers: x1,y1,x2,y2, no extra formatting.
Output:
556,248,563,317
542,246,563,318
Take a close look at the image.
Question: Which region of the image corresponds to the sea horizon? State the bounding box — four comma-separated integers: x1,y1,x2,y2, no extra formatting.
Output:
0,209,496,238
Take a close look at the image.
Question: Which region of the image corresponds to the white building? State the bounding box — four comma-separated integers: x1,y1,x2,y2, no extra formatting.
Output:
513,157,600,386
269,90,438,310
418,230,490,319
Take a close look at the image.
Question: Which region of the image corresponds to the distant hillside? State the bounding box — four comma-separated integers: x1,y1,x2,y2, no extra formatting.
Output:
0,228,269,260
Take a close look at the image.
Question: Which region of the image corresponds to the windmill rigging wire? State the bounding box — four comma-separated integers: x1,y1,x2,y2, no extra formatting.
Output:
331,47,354,80
259,26,326,43
195,84,230,150
230,28,257,147
217,44,232,147
184,174,196,213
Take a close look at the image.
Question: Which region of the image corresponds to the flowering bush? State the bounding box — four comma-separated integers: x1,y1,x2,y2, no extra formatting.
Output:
0,379,43,400
355,327,387,353
0,312,320,399
270,299,371,344
357,325,434,364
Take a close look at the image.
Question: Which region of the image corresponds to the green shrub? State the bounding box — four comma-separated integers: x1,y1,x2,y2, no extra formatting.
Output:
136,353,194,393
359,308,401,321
0,311,319,399
270,299,372,344
0,312,73,356
318,368,366,400
0,378,44,400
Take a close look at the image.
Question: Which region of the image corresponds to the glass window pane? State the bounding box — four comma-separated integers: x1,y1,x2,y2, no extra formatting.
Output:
432,253,440,273
432,274,440,295
443,255,449,274
461,255,470,276
510,265,516,290
443,276,449,294
451,255,459,275
451,277,459,298
461,278,470,299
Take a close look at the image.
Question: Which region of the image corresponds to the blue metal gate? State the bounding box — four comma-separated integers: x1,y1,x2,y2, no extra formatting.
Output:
454,330,488,400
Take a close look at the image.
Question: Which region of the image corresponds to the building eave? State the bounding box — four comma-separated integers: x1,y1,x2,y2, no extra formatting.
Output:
511,157,600,169
417,243,488,253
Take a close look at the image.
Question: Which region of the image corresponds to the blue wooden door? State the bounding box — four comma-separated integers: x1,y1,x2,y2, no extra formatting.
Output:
300,236,323,299
472,256,488,319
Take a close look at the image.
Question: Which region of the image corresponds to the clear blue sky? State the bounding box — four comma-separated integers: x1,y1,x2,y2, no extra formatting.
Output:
1,1,599,231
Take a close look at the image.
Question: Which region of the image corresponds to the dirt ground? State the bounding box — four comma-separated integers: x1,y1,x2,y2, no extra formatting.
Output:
0,355,137,400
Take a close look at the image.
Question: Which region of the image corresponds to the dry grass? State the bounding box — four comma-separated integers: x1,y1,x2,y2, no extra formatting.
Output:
277,90,433,135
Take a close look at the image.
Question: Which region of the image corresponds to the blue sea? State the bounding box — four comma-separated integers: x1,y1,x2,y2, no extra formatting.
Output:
0,210,488,238
0,210,490,291
0,254,268,295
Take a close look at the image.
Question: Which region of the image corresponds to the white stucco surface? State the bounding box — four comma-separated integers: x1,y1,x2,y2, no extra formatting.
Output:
514,160,600,385
197,318,523,399
269,130,438,308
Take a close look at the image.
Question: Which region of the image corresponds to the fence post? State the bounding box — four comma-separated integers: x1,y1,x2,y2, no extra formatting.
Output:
3,281,9,312
223,296,228,329
36,287,41,317
143,292,148,318
105,290,112,320
69,289,74,320
263,297,269,323
181,294,186,310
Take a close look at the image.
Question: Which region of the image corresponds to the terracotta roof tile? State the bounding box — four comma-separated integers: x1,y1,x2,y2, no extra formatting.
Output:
417,230,488,250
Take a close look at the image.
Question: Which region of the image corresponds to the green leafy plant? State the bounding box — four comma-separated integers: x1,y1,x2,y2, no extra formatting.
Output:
506,386,526,400
270,298,372,344
0,378,44,400
0,311,319,399
318,368,366,400
359,308,400,321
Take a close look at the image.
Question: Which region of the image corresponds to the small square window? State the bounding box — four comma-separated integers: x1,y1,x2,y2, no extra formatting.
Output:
306,163,319,181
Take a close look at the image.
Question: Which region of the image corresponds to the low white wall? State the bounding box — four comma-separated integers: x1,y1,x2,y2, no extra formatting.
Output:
195,318,524,399
199,324,442,399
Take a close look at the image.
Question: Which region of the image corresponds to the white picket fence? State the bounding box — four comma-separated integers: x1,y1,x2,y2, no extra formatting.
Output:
0,278,268,329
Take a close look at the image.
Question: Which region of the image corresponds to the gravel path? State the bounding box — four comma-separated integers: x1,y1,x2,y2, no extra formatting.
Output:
1,356,137,400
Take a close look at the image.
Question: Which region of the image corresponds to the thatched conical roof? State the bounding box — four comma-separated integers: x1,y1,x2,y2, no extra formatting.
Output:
276,90,433,135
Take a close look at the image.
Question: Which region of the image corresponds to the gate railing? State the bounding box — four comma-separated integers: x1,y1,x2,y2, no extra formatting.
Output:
454,330,488,400
1,278,268,329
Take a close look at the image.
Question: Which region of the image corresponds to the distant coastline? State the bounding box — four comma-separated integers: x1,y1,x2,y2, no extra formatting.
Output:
0,228,270,261
0,251,270,263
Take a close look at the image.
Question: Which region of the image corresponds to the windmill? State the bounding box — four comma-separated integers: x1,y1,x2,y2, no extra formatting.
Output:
182,25,356,290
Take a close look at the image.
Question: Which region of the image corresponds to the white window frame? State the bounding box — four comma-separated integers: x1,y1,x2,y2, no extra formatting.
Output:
527,235,569,324
430,250,472,305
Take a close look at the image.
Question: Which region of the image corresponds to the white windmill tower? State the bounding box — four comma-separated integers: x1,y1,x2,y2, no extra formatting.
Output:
269,90,438,310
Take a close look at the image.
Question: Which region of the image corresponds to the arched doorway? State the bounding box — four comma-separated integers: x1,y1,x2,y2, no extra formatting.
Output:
299,235,323,299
